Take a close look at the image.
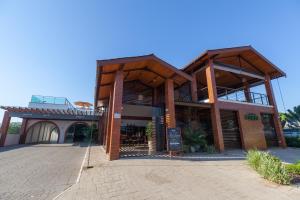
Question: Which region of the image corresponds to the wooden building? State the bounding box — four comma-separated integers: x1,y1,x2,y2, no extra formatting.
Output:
95,46,286,160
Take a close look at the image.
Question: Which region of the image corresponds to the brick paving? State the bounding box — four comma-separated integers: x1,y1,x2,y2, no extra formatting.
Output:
0,144,87,200
58,146,300,200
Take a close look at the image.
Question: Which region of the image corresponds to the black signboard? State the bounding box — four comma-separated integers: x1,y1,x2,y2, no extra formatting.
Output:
167,128,182,151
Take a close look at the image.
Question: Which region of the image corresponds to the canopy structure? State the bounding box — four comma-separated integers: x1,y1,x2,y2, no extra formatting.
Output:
183,46,286,78
95,54,192,106
182,46,286,90
0,106,101,121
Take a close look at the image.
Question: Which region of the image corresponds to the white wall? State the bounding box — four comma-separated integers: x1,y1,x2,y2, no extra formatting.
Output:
26,119,95,143
4,134,20,146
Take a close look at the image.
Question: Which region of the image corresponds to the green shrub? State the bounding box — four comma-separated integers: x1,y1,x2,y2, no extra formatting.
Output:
247,149,261,170
204,145,216,154
285,136,300,148
247,150,291,185
286,162,300,175
182,127,207,152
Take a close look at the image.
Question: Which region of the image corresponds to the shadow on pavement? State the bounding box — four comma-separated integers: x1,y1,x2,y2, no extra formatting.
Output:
0,144,31,153
121,150,246,162
0,142,90,153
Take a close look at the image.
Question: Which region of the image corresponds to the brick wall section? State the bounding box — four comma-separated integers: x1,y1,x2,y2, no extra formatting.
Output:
237,109,267,150
0,111,11,146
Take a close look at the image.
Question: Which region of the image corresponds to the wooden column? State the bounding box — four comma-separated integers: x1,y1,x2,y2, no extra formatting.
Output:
0,111,11,146
165,79,176,128
108,70,124,160
105,89,114,154
206,60,224,152
191,73,198,102
243,81,252,103
19,118,28,144
265,75,286,147
97,118,103,145
153,87,158,106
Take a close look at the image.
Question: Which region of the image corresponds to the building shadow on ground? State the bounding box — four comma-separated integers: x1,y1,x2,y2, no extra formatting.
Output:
120,150,247,162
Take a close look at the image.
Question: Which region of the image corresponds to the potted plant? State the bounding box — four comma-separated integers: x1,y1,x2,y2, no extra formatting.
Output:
146,121,155,155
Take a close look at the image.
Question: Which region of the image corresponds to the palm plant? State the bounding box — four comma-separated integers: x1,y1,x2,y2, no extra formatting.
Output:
183,126,207,152
285,106,300,128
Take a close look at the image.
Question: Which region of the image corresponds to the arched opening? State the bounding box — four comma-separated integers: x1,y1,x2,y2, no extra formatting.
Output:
25,121,59,144
65,122,91,143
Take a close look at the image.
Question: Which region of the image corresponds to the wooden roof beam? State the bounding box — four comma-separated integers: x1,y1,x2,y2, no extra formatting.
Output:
213,62,265,80
238,55,265,75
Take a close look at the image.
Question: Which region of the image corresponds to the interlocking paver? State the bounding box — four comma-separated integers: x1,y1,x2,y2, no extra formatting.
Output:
58,146,300,200
0,144,87,200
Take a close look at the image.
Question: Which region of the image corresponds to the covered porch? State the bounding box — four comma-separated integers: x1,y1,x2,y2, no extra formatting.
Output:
95,54,193,160
182,46,286,151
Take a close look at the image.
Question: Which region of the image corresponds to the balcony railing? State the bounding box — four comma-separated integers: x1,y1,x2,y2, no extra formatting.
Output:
30,95,74,108
218,87,269,105
175,87,270,106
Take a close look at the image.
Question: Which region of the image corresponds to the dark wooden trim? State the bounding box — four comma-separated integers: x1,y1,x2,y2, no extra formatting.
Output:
100,83,112,87
122,116,152,120
174,101,211,108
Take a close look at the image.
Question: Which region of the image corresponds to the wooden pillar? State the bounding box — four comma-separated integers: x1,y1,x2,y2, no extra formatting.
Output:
0,111,11,146
191,73,198,102
105,89,114,154
265,75,286,147
97,118,102,145
206,60,224,152
108,70,124,160
243,81,252,103
153,87,158,106
19,118,28,144
165,79,176,128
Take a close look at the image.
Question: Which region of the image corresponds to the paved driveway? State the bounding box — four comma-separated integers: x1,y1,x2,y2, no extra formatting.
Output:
0,144,87,200
59,146,300,200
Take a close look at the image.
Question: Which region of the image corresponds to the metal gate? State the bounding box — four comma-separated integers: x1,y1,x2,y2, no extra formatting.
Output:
120,106,165,158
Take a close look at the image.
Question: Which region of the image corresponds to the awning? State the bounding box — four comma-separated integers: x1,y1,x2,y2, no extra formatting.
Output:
0,106,101,121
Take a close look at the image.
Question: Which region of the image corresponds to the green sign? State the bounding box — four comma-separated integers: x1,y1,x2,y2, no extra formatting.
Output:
245,113,259,121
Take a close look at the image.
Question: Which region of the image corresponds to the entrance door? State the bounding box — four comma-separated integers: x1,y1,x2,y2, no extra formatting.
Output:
220,110,242,149
261,113,278,147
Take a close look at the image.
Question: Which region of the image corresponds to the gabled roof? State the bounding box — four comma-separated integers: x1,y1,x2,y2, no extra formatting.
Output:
182,46,286,79
95,54,192,104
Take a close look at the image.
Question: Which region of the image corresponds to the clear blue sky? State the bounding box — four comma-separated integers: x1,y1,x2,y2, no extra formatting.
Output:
0,0,300,121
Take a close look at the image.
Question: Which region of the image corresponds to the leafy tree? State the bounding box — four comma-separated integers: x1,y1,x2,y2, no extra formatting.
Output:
279,112,287,128
285,106,300,129
8,122,21,134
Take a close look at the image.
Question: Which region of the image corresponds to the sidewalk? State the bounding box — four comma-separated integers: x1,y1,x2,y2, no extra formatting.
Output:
57,146,300,200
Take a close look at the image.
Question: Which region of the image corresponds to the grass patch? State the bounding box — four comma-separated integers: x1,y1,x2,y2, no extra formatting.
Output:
247,150,291,185
286,161,300,175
